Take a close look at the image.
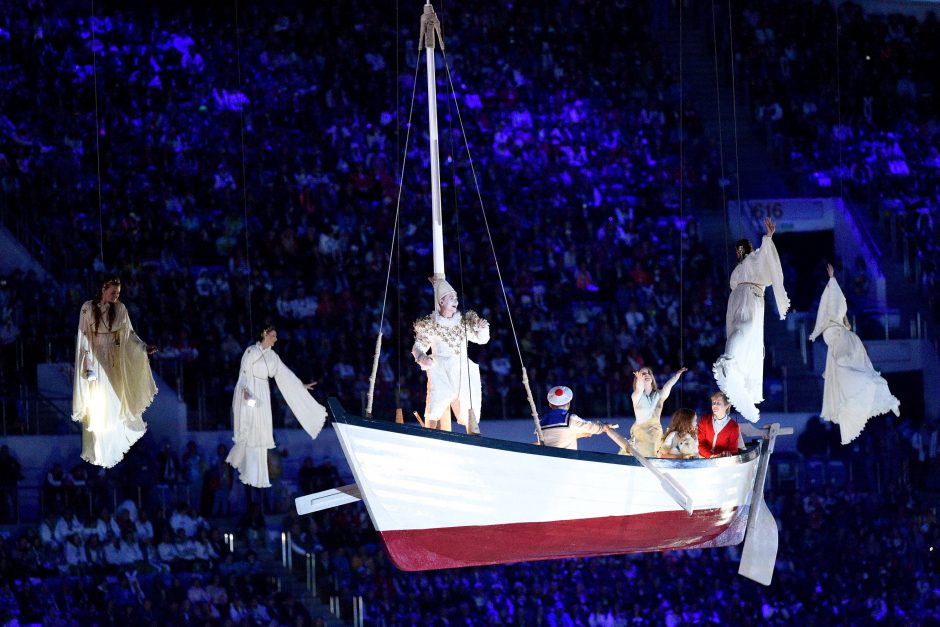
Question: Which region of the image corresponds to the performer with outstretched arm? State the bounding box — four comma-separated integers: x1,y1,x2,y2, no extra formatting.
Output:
712,217,790,422
809,264,899,444
630,366,687,457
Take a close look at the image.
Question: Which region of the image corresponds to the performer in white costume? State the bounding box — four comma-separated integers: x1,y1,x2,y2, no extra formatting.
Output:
412,278,490,433
227,326,326,488
809,264,900,444
72,278,158,468
630,366,687,457
712,217,790,423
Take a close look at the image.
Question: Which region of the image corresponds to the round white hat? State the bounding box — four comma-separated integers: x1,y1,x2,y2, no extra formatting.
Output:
547,386,573,406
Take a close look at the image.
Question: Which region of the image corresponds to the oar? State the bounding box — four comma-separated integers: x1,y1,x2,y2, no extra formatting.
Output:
295,484,362,515
738,423,789,586
605,429,694,515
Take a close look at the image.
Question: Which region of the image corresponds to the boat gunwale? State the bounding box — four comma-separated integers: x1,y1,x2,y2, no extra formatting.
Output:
327,397,760,470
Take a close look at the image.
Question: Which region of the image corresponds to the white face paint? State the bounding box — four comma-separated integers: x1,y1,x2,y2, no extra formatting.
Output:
439,293,458,318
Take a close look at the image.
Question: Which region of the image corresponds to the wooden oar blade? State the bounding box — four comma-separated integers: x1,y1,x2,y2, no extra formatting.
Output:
738,498,778,585
659,471,694,515
295,484,362,515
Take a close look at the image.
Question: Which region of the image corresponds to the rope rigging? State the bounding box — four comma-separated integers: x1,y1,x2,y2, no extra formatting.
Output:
232,0,255,336
89,0,105,268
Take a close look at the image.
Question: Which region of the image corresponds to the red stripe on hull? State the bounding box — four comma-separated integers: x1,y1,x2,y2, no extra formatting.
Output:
381,507,740,571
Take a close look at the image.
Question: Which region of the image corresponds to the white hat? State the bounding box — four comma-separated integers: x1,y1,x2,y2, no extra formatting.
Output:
431,277,457,305
547,386,573,406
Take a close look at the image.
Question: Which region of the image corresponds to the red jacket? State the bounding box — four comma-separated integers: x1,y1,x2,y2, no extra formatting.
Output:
698,414,741,458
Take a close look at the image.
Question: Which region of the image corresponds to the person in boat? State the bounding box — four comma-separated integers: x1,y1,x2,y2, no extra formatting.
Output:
72,277,159,468
412,277,490,433
227,326,326,488
809,264,900,444
539,386,611,450
630,366,687,457
712,217,790,423
657,408,699,459
698,391,745,458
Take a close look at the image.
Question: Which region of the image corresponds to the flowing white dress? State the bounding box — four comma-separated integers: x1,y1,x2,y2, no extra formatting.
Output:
712,235,790,422
412,310,489,432
809,277,900,444
72,301,158,468
226,343,327,488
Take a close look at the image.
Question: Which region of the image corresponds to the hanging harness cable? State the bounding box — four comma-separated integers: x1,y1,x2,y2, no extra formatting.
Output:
90,0,105,267
678,0,686,404
395,0,402,408
365,56,423,418
711,0,732,273
233,0,254,334
726,0,744,216
835,9,845,201
441,52,543,444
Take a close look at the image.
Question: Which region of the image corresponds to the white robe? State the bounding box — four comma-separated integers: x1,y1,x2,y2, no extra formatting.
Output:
226,343,326,488
809,277,899,444
712,235,789,422
412,310,489,431
71,300,157,468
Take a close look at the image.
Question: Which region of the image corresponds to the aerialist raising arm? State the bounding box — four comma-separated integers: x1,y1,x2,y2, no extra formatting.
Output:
712,217,790,423
809,264,899,444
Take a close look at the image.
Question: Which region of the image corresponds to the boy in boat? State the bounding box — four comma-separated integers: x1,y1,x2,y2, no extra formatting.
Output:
412,277,490,433
698,391,745,458
539,386,611,450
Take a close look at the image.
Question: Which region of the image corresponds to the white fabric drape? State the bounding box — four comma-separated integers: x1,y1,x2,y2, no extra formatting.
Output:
810,277,899,444
226,343,326,488
71,301,157,468
712,235,790,422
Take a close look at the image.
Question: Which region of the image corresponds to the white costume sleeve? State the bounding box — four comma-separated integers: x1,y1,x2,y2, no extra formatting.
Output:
464,310,490,345
231,346,256,443
809,277,848,342
753,235,790,320
272,354,327,440
411,317,432,362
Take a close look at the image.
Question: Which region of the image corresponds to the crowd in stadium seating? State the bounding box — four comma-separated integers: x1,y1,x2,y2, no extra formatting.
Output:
0,0,730,426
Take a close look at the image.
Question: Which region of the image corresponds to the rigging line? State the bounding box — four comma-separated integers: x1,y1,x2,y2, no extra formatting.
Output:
440,13,475,430
365,54,421,417
726,0,743,219
441,51,542,441
711,1,731,275
233,0,254,334
441,54,523,362
90,0,105,267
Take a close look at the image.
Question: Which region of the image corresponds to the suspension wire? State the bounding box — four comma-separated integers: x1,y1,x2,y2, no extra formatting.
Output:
678,0,685,403
395,0,402,407
440,51,543,442
726,0,744,217
711,0,731,274
365,55,423,417
835,7,844,200
233,0,254,335
90,0,105,267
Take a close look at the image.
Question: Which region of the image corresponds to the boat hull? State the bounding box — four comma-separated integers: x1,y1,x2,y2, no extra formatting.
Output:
331,402,759,570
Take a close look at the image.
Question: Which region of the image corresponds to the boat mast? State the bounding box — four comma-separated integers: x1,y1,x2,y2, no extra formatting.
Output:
419,2,446,281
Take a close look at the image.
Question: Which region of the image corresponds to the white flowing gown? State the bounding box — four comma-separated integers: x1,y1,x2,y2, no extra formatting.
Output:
226,343,327,488
809,277,899,444
72,301,158,468
412,310,489,431
712,235,790,422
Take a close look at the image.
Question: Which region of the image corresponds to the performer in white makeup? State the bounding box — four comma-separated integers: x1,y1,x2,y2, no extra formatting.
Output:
412,278,490,433
72,278,158,468
712,217,790,423
809,264,899,444
227,326,326,488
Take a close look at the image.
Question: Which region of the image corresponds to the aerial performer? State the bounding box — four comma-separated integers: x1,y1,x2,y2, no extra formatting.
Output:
72,278,158,468
630,366,687,457
227,325,326,488
712,217,790,422
809,264,900,444
412,277,490,433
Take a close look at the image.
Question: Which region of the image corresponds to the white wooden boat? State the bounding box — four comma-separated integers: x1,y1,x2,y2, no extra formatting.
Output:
296,399,788,584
